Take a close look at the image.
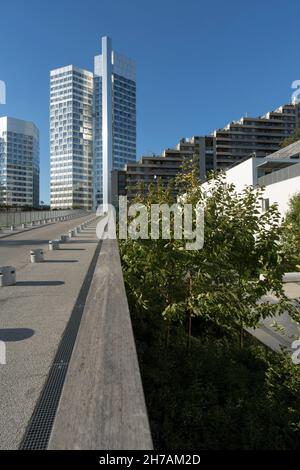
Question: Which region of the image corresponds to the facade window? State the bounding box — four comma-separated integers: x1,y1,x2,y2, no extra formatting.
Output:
262,198,270,212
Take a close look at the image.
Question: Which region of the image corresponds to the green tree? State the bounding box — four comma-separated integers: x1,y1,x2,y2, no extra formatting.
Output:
282,192,300,270
120,166,300,449
121,166,294,347
280,127,300,148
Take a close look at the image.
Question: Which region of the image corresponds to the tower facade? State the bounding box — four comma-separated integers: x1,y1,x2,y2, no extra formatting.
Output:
50,65,94,209
50,37,136,210
0,117,39,208
93,36,136,208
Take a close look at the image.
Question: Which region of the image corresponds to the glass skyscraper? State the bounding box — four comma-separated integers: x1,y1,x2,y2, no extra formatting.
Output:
50,37,136,209
93,36,136,208
0,117,39,208
50,66,94,209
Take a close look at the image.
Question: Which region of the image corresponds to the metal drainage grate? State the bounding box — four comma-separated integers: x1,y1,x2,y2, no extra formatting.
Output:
19,239,102,450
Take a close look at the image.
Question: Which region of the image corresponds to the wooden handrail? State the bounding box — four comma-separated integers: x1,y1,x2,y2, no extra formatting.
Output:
48,238,153,450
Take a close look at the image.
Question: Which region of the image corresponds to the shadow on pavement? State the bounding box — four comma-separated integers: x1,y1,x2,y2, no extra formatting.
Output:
43,260,78,263
0,240,49,246
67,240,97,244
59,248,85,251
15,281,64,286
0,328,34,342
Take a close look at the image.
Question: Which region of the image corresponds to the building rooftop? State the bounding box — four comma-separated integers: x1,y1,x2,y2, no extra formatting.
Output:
0,116,39,137
265,139,300,160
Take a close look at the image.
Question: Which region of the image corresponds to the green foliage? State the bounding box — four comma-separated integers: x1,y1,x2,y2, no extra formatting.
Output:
282,192,300,270
280,128,300,148
132,310,300,449
121,168,291,339
120,166,300,449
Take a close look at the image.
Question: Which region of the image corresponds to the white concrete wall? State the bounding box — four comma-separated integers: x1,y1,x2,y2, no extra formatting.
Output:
225,157,255,192
201,157,256,196
201,156,300,219
263,176,300,218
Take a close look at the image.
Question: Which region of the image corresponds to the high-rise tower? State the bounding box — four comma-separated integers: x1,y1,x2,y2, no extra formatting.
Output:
50,65,94,209
0,117,39,208
50,37,136,210
93,36,136,208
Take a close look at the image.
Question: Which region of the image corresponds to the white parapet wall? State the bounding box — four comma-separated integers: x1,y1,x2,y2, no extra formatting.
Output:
212,154,300,219
262,174,300,218
225,157,258,192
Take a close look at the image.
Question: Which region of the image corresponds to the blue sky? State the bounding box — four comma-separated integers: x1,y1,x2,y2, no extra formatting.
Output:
0,0,300,203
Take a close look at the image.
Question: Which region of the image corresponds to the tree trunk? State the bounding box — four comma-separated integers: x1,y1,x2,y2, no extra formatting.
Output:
188,311,192,350
240,323,244,349
166,321,170,348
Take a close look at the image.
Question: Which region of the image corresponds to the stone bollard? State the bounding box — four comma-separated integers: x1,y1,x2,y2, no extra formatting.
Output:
49,240,60,251
10,225,15,231
68,230,75,238
60,235,68,243
0,266,16,287
30,249,44,263
21,223,26,229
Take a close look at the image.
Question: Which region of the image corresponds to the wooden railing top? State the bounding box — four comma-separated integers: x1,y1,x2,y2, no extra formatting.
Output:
48,238,153,450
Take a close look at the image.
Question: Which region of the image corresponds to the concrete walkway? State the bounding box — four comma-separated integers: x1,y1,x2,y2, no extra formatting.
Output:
0,215,99,449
